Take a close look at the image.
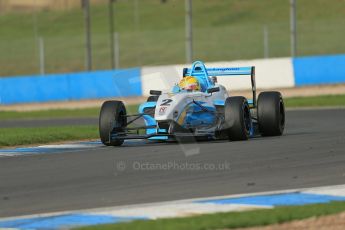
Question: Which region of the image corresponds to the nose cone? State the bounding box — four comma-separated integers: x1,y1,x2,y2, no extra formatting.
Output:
154,93,192,122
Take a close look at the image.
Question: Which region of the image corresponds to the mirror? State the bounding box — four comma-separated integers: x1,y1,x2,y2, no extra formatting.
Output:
150,90,162,95
207,87,220,94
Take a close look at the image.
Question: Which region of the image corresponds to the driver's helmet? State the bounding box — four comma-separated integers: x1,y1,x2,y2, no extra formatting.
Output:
178,76,200,91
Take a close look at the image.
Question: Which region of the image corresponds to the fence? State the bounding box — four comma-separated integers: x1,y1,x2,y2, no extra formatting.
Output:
0,0,345,77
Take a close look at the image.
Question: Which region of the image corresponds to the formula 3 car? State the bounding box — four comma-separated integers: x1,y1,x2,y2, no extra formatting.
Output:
99,61,285,146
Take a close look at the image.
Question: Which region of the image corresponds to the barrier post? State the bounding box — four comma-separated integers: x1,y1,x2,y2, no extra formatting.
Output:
114,32,120,69
109,0,115,69
263,25,269,59
290,0,297,57
185,0,193,64
82,0,92,71
38,36,45,75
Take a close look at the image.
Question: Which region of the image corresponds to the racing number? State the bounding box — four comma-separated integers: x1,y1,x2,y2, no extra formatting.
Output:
160,99,173,106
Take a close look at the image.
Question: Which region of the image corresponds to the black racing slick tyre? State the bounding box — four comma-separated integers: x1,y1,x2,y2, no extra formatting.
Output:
257,91,285,136
99,100,127,146
224,96,251,141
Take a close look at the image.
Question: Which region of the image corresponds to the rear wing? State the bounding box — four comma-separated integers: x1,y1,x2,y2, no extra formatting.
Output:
184,67,253,76
183,61,257,107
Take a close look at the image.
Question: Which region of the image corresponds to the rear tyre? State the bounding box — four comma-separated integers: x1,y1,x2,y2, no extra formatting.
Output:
99,100,127,146
257,91,285,136
224,96,251,141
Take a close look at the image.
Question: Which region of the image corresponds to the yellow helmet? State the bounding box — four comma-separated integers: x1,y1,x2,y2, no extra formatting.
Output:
178,76,200,91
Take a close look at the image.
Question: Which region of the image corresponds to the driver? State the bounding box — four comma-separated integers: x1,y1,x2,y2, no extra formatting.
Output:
178,76,200,91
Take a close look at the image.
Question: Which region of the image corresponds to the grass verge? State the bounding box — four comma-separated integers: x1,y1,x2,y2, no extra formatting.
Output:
0,108,100,120
0,104,138,120
284,94,345,108
77,201,345,230
0,125,98,147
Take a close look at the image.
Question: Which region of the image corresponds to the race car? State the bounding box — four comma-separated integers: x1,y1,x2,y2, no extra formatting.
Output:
99,60,285,146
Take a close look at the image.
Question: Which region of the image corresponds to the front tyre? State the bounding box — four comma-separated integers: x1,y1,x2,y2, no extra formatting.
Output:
257,91,285,136
224,96,251,141
99,100,127,146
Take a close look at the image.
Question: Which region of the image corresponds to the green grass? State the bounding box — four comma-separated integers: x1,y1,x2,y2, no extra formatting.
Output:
0,104,138,120
0,108,100,120
1,0,345,76
285,94,345,108
0,125,98,147
77,201,345,230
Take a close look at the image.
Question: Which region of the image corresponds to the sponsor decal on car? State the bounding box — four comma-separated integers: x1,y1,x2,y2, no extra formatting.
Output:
159,106,168,115
160,99,173,106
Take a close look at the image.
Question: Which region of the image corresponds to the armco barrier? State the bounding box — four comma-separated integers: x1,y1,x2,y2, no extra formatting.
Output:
1,54,345,105
293,54,345,86
0,68,141,105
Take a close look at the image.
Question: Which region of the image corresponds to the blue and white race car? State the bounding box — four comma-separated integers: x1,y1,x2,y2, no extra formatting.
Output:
99,61,285,146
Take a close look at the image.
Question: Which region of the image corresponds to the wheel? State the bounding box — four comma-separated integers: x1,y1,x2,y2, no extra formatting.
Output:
147,95,159,102
224,96,251,141
257,91,285,136
99,100,127,146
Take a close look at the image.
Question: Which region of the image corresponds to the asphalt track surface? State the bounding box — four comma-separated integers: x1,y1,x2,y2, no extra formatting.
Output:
1,108,345,218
